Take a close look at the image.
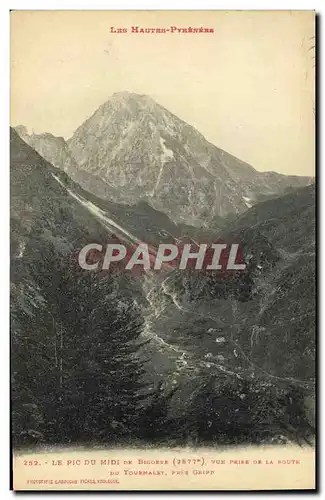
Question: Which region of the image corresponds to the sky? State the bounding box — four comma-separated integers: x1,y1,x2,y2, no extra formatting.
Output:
11,10,315,176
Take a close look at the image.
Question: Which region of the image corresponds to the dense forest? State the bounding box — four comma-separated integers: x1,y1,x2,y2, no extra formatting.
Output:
11,245,313,448
10,129,315,449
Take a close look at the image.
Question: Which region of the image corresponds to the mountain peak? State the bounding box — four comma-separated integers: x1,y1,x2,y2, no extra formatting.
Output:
14,124,29,136
14,95,312,227
112,91,148,99
66,95,311,225
99,91,159,114
13,125,79,175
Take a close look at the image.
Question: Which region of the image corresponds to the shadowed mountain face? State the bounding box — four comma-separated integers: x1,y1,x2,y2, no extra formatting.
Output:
144,187,316,385
15,92,312,226
11,128,315,447
142,184,316,440
11,128,111,282
11,114,315,450
10,128,158,447
218,184,316,253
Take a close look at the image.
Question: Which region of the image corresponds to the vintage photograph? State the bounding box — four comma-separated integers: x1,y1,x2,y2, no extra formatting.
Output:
10,10,316,490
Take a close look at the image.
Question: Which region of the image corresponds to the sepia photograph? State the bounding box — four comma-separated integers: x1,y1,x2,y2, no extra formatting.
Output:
10,9,316,491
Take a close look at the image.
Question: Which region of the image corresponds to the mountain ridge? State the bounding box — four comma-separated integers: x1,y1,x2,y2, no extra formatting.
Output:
15,91,313,226
10,127,315,446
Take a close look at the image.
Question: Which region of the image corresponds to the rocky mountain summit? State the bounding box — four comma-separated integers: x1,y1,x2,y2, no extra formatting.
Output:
15,92,312,226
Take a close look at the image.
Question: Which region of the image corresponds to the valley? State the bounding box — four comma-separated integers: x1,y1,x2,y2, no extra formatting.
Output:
11,93,316,447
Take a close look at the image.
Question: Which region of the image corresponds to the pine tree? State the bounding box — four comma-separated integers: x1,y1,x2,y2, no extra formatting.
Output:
12,235,149,446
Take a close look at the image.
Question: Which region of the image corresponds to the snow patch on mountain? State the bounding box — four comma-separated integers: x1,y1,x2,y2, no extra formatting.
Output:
242,196,253,208
17,241,26,259
149,137,174,197
51,173,141,245
160,137,174,164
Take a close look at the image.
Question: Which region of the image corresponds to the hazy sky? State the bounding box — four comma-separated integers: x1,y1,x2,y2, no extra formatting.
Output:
11,10,315,176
